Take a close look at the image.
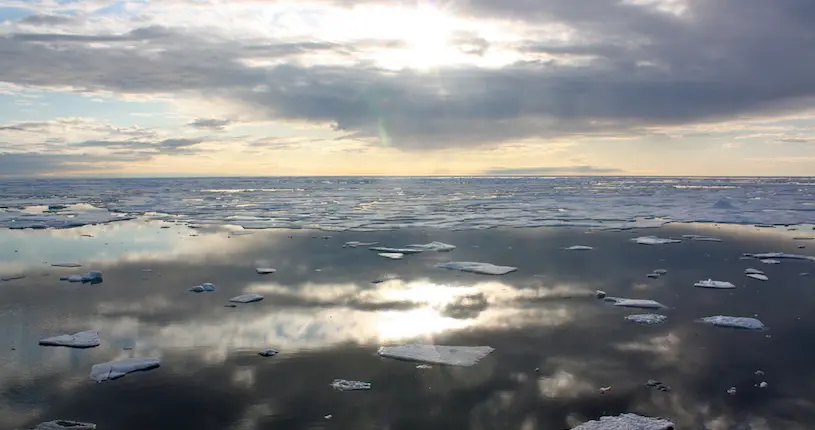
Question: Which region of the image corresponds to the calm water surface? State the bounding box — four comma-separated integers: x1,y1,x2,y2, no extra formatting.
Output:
1,222,815,429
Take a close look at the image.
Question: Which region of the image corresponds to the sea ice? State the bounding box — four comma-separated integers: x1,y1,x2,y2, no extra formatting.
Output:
653,269,668,275
39,330,100,348
229,293,264,303
564,245,594,251
646,273,660,279
330,379,371,391
405,241,456,252
435,261,518,275
699,315,765,330
59,271,102,284
604,297,667,309
372,274,398,283
692,236,722,242
343,241,379,248
745,268,764,274
189,283,216,292
369,247,424,254
377,344,494,366
625,314,667,325
0,274,25,281
378,252,404,259
32,420,97,429
259,348,279,357
570,413,675,429
89,357,161,382
632,236,681,245
749,252,815,262
761,259,781,264
51,263,82,268
256,268,276,274
747,273,769,281
693,279,736,289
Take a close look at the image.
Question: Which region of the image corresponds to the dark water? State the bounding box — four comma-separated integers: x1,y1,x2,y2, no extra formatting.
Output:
1,222,814,429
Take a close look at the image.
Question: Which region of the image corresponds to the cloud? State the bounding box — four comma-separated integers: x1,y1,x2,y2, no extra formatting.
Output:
483,165,625,175
0,152,147,177
187,118,232,131
74,137,205,154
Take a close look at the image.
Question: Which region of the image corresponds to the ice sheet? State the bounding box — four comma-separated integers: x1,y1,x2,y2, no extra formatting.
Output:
377,344,494,366
570,413,675,429
89,357,161,382
435,261,518,275
189,282,216,292
694,279,736,289
404,241,456,252
625,314,667,325
229,293,264,303
699,315,765,330
564,245,594,251
330,379,371,391
632,236,681,245
39,330,100,348
604,297,667,309
32,420,97,429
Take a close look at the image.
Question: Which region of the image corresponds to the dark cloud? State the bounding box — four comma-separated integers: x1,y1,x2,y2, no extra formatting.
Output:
0,151,148,177
75,137,205,154
483,165,625,175
16,13,80,26
187,118,232,131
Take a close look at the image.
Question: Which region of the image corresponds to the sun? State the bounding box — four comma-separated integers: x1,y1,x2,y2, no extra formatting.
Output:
401,4,456,70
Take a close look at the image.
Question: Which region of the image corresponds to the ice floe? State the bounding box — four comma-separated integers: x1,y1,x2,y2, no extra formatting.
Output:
653,269,668,275
0,274,25,281
59,271,102,284
761,259,781,264
369,247,424,254
564,245,594,251
693,279,736,289
435,261,517,275
343,241,379,248
259,348,279,357
404,241,456,252
256,268,276,274
189,282,216,293
745,268,764,275
229,293,264,303
699,315,765,330
51,263,82,268
693,236,722,242
632,236,681,245
748,252,815,263
646,273,660,279
89,357,161,382
604,297,667,309
32,420,97,429
330,379,371,391
747,273,769,281
378,252,404,260
625,314,667,325
570,413,675,429
372,274,398,283
377,344,494,366
39,330,100,348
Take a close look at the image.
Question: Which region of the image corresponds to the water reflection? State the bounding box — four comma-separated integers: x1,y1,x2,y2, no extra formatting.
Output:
1,223,815,428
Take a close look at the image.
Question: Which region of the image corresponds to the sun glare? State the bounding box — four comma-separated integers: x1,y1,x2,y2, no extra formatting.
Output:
401,4,455,70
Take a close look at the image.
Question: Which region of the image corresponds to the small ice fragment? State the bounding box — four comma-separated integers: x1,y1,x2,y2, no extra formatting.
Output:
693,236,722,242
224,304,237,308
60,275,84,282
343,241,379,248
256,268,276,274
605,297,667,309
755,370,765,375
599,386,611,393
89,357,160,382
229,293,264,303
570,413,675,430
405,241,456,252
32,420,97,429
745,268,764,275
330,379,371,391
653,269,668,275
761,259,780,264
416,364,432,369
369,247,424,254
595,290,607,299
759,381,768,388
694,279,736,289
325,414,333,419
259,348,279,357
372,274,398,283
632,236,681,245
1,274,25,281
793,237,814,240
646,273,660,279
747,273,769,281
751,252,815,262
379,252,404,259
189,282,216,293
39,330,100,348
801,273,811,276
699,315,765,330
51,263,82,268
564,245,593,251
682,234,703,238
625,314,667,325
378,344,494,366
435,261,517,275
646,380,671,392
727,386,737,395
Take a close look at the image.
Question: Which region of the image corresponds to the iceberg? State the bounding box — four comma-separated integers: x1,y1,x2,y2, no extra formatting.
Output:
39,330,100,348
189,283,216,293
435,261,517,275
604,297,667,309
632,236,681,245
377,344,494,366
32,420,97,430
747,273,768,281
256,268,276,274
625,314,667,325
570,413,674,429
699,315,765,330
229,293,264,303
404,241,456,252
564,245,594,251
89,357,161,382
330,379,371,391
646,273,660,279
378,252,404,259
693,279,736,289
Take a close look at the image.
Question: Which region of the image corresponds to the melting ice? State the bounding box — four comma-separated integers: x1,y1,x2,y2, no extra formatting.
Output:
632,236,681,245
604,297,667,310
699,315,765,330
90,357,161,382
377,344,494,366
625,314,667,325
330,379,371,391
32,420,97,430
564,245,594,251
39,330,101,348
693,279,736,289
189,282,216,293
435,261,517,275
229,293,264,303
570,413,675,429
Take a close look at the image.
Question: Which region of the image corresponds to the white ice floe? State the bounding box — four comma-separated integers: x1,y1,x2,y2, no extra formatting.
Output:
379,252,404,260
405,241,456,252
632,236,681,245
749,252,815,263
51,263,82,268
59,271,102,283
653,269,668,275
89,357,161,382
693,279,736,289
604,297,667,309
330,379,371,391
564,245,594,251
435,261,518,275
377,344,494,366
256,268,276,274
32,420,97,429
747,273,769,281
745,268,764,275
625,314,667,325
39,330,100,348
369,247,424,254
343,241,379,248
570,413,675,429
699,315,765,330
692,236,722,242
646,273,660,279
761,259,781,264
229,293,264,303
0,274,25,281
259,348,279,357
189,282,216,293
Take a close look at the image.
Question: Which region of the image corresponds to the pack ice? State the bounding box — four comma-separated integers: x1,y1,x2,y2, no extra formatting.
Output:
229,293,264,303
693,279,736,289
39,330,100,348
699,315,765,330
188,282,216,293
377,344,494,366
435,261,518,275
604,297,667,310
32,420,97,430
89,357,161,382
570,413,675,430
625,314,667,325
631,236,681,245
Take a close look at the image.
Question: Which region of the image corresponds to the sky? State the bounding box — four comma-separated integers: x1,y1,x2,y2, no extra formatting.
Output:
0,0,814,177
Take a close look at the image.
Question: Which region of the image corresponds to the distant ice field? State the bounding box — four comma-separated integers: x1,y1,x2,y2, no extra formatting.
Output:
0,177,813,231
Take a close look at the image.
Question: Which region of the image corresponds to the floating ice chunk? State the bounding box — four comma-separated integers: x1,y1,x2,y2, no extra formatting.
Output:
1,274,25,281
416,364,432,369
699,315,765,330
749,252,815,263
595,290,607,299
379,252,404,260
747,273,769,281
59,271,102,284
89,357,160,382
330,379,371,391
435,261,517,275
682,234,703,239
646,273,660,279
369,247,424,254
32,420,97,429
761,259,781,264
372,274,398,283
693,236,722,242
343,241,379,248
694,279,736,289
229,293,264,303
793,237,814,241
632,236,681,245
377,344,494,366
745,268,764,275
653,269,668,275
564,245,594,251
51,263,82,268
189,282,216,293
605,297,667,309
60,275,84,282
39,330,100,348
256,268,276,274
259,348,279,357
570,413,675,430
625,314,667,325
405,241,456,252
